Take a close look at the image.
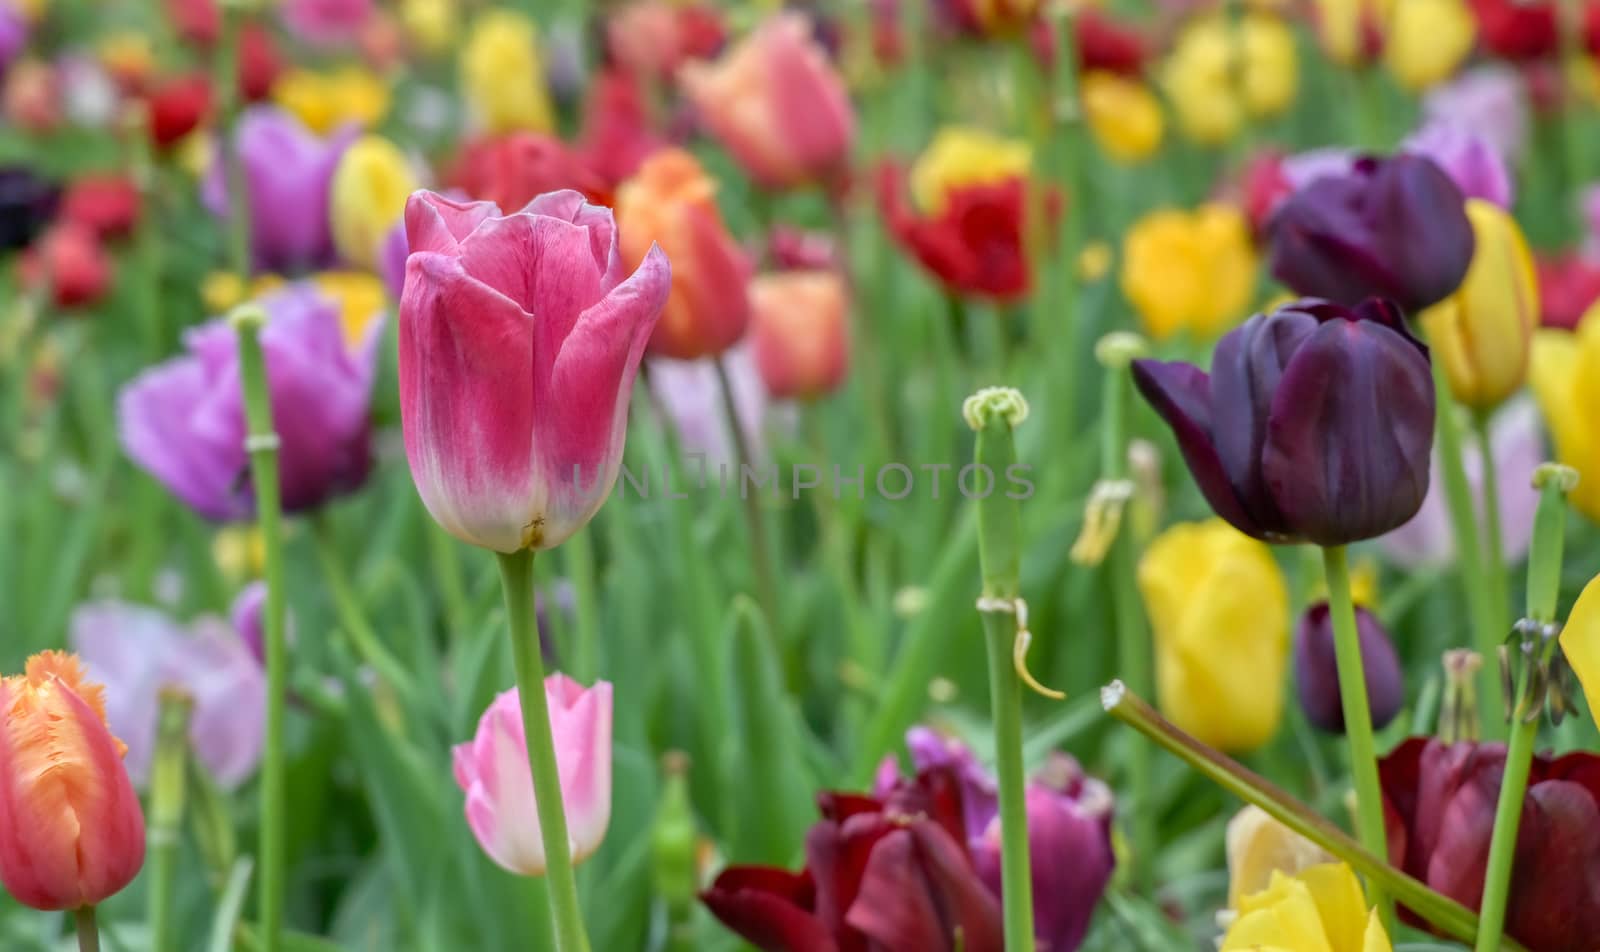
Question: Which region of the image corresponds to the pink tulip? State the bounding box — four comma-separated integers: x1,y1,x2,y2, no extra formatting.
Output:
398,189,670,552
679,14,855,190
749,269,850,401
452,675,613,876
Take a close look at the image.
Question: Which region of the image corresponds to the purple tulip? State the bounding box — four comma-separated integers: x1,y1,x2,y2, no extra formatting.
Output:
1269,154,1475,315
378,219,408,300
1423,65,1529,164
0,4,27,77
1403,123,1514,209
71,601,266,790
1293,601,1405,734
201,107,356,274
230,581,268,664
646,346,770,472
118,283,380,522
1380,398,1543,567
1132,298,1436,546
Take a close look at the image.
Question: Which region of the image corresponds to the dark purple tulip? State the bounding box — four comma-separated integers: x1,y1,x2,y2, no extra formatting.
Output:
1269,154,1474,314
0,166,58,252
1293,601,1405,733
118,283,380,521
200,106,356,274
1132,297,1436,547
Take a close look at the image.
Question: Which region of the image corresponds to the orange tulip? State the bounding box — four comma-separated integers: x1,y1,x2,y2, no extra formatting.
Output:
749,269,850,401
615,148,751,360
0,651,145,911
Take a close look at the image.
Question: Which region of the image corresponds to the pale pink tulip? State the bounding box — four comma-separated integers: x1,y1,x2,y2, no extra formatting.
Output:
452,675,613,875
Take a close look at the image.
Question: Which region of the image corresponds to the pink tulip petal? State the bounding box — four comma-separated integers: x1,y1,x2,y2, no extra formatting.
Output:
405,190,500,256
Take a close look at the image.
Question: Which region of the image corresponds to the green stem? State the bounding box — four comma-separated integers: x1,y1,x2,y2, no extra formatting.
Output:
1432,362,1501,740
564,526,601,683
1100,682,1523,950
712,356,781,637
1322,545,1394,932
310,518,421,704
969,388,1035,952
213,0,250,278
496,549,591,952
1475,473,1570,952
232,307,288,952
74,906,100,952
1474,412,1508,640
148,693,193,952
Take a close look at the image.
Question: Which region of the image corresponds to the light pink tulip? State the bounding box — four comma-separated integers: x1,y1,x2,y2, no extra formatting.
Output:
452,675,613,876
398,189,670,552
679,14,855,190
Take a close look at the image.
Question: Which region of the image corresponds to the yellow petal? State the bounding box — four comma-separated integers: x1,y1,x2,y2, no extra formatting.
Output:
1361,907,1394,952
1561,573,1600,723
909,126,1031,216
1224,871,1336,952
1385,0,1477,91
1226,805,1333,908
1296,863,1371,952
1532,322,1600,521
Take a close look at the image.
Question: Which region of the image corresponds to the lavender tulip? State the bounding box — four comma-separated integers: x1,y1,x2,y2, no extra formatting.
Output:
646,345,770,472
71,601,266,790
1293,601,1405,734
1269,155,1474,315
118,283,380,522
1403,123,1514,209
201,106,356,274
1423,65,1529,164
1133,298,1436,546
1380,398,1543,567
0,4,26,77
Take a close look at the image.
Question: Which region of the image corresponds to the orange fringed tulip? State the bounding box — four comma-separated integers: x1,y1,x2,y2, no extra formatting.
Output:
615,148,752,360
0,652,146,911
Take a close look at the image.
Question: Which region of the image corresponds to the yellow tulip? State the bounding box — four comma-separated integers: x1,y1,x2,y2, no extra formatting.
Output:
1223,863,1392,952
329,136,418,270
1121,204,1256,341
460,9,554,134
1081,71,1164,163
1531,311,1600,521
1137,519,1289,752
272,66,391,135
1240,14,1298,117
1315,0,1388,66
399,0,456,56
1561,572,1600,721
1422,199,1537,410
1226,806,1332,909
1384,0,1476,91
1162,14,1298,147
312,271,389,347
908,126,1031,217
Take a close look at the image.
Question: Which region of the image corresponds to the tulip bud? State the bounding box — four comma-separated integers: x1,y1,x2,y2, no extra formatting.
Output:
1120,203,1256,342
1293,601,1405,734
1134,298,1436,546
459,9,553,134
145,72,212,148
1161,14,1298,147
749,269,849,401
0,651,146,910
1419,199,1537,410
452,675,613,875
614,149,750,361
1137,519,1290,753
19,223,112,309
330,134,418,269
399,189,668,552
1081,71,1164,164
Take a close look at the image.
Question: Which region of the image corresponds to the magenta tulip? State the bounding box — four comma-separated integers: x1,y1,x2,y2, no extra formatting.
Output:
398,189,670,552
452,675,613,875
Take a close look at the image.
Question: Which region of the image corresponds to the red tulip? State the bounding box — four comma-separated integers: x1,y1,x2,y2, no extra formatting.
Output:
238,25,283,103
875,160,1031,301
1536,254,1600,329
1236,149,1293,240
167,0,220,46
679,14,855,190
701,766,1004,952
19,224,112,309
145,72,212,148
449,133,610,212
61,174,141,240
1381,737,1600,951
577,69,664,191
0,652,146,911
1464,0,1600,61
750,269,850,401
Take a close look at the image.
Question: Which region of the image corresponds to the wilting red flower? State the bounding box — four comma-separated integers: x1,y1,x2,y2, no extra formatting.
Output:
577,69,665,192
19,224,112,309
1381,737,1600,951
1537,254,1600,330
876,161,1030,301
701,766,1003,952
145,72,212,148
61,174,140,240
238,25,283,103
449,133,609,210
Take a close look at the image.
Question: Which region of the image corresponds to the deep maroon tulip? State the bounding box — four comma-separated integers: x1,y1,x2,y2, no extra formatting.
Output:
701,766,1004,952
0,166,59,252
1380,738,1600,951
1269,154,1474,315
1132,298,1436,546
1293,601,1405,733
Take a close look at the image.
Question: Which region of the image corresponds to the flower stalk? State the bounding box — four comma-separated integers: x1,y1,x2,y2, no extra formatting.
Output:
1474,464,1576,952
147,691,193,952
496,549,591,952
1322,544,1394,931
230,304,289,952
74,906,100,952
965,386,1036,952
1474,411,1509,645
713,356,781,640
